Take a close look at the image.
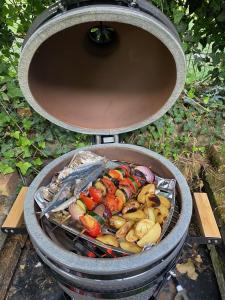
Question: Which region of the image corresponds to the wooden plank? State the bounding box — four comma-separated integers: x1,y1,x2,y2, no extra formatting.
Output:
194,192,221,238
1,187,28,232
0,234,27,300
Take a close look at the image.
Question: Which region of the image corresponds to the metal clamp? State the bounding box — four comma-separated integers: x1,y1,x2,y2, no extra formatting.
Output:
94,135,120,144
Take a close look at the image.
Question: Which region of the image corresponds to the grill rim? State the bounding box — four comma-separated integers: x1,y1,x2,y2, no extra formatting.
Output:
24,144,192,275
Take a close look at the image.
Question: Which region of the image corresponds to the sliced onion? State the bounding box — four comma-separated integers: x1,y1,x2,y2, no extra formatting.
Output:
69,203,85,221
94,204,106,217
103,206,112,219
134,166,155,183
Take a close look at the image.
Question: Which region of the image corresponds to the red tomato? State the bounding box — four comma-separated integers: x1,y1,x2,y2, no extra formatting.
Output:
80,192,96,210
88,187,102,204
105,194,123,214
101,177,117,194
119,178,136,193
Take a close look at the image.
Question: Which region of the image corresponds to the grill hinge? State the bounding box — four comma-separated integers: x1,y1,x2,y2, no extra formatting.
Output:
94,135,120,144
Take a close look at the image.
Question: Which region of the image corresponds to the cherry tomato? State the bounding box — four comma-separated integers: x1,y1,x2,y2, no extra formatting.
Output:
101,177,117,194
88,187,102,204
80,192,96,210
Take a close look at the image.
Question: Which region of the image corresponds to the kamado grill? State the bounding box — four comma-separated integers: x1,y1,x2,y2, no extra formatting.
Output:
18,0,192,299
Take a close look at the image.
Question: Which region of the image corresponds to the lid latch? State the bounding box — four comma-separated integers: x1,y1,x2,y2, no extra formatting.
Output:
94,135,120,144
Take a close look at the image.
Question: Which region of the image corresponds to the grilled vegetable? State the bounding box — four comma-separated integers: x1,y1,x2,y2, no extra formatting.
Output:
105,194,124,214
126,228,139,242
158,205,169,218
88,187,102,204
96,235,119,247
95,181,107,196
158,196,171,209
120,178,137,193
118,165,130,177
137,222,161,247
120,241,142,253
80,192,96,211
76,200,87,212
137,184,156,204
116,221,134,239
146,195,161,208
115,189,127,204
135,219,155,239
80,214,101,237
134,166,155,183
110,216,126,229
89,211,105,225
144,207,156,223
108,169,123,180
69,203,85,221
101,177,117,194
123,209,146,221
122,200,140,214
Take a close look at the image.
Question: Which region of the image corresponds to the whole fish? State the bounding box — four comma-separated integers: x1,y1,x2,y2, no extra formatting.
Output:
40,164,106,217
61,161,104,184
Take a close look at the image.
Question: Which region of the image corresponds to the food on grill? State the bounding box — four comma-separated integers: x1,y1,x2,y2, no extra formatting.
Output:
137,223,162,247
110,216,126,229
120,241,142,254
63,163,171,251
96,234,119,247
135,219,155,239
36,151,174,254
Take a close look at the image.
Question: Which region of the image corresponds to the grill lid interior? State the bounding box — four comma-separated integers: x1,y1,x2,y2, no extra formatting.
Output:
19,5,186,135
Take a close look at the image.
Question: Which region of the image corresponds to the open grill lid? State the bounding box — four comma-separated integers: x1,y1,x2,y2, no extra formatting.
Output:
18,0,186,135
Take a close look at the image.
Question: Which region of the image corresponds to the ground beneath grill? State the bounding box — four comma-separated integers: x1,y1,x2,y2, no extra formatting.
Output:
5,237,221,300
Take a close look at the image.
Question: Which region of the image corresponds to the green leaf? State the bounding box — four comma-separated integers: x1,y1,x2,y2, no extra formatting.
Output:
19,135,32,147
0,162,14,174
11,130,20,139
22,119,32,130
38,141,46,149
16,161,32,175
22,146,31,158
0,112,10,126
33,157,43,166
3,149,15,159
7,82,23,98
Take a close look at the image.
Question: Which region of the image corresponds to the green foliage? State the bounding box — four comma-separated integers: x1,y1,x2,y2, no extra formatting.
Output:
125,86,225,160
0,0,224,176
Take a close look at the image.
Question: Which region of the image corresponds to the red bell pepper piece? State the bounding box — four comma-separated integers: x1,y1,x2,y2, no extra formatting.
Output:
108,169,123,180
80,214,101,237
88,187,102,204
105,194,124,214
119,178,137,193
80,192,96,210
101,177,117,194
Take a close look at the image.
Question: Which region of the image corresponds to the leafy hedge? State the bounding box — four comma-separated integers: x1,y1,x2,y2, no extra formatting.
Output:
0,0,224,177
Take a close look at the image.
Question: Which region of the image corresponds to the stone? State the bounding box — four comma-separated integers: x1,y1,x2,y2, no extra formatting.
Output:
0,172,20,197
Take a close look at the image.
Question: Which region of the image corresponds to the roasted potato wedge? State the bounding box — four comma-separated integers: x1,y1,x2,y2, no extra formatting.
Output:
126,228,139,242
137,222,161,247
137,184,156,204
122,200,140,214
156,213,165,225
96,235,119,247
145,195,161,208
158,196,171,209
123,210,146,221
116,221,134,239
158,205,169,218
135,219,155,238
110,216,126,229
120,241,142,253
144,207,156,223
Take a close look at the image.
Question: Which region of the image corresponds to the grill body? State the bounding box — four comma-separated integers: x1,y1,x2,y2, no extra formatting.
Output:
24,144,192,299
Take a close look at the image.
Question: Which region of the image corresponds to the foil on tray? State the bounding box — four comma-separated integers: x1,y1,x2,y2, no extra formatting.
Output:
34,151,176,255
